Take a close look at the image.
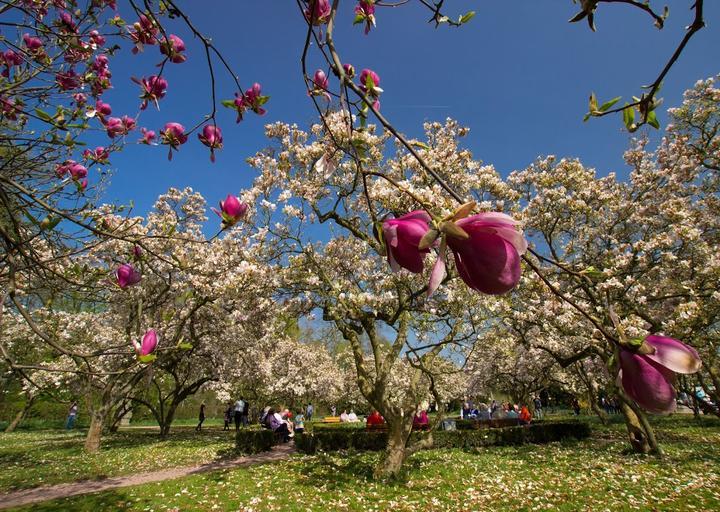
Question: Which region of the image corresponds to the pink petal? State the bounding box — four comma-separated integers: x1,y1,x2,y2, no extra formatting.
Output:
449,232,521,295
141,329,158,356
619,350,677,414
645,335,701,374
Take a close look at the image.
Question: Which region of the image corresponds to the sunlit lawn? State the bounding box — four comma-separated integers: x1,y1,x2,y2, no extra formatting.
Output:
1,414,718,511
0,425,237,493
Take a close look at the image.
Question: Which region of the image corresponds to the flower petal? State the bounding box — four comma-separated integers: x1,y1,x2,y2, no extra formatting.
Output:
428,239,447,297
449,232,521,295
619,350,677,414
645,335,702,374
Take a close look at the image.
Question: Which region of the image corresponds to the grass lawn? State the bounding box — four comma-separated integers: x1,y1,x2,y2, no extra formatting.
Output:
2,415,719,511
0,425,238,492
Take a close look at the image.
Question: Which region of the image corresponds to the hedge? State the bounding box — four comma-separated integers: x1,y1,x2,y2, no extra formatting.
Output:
295,421,590,454
235,429,278,454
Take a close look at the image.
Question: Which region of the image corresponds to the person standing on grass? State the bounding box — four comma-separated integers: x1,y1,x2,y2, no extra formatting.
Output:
242,398,250,426
234,397,245,431
223,402,233,431
65,401,78,430
533,396,543,419
195,403,206,432
306,402,314,422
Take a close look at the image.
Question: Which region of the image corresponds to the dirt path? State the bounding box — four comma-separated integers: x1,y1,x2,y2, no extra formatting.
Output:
0,443,295,510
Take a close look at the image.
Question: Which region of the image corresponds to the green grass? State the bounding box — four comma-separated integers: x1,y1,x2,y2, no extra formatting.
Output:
0,426,238,492
2,415,719,511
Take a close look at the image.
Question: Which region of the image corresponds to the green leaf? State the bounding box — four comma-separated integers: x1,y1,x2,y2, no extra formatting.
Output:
221,99,236,109
647,110,660,129
459,11,476,24
353,14,364,25
139,354,157,364
583,113,591,122
598,96,621,112
40,216,61,231
177,342,193,350
411,141,430,150
628,337,644,348
34,108,54,123
622,104,635,129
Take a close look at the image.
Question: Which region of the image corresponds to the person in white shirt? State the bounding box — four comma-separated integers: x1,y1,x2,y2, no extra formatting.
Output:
340,410,350,422
234,398,245,431
347,410,358,422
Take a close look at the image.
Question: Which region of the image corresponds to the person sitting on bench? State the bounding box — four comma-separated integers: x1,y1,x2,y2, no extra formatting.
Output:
366,409,385,427
413,408,429,430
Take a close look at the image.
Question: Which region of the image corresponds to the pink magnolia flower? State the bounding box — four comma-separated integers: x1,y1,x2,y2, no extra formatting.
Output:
133,75,167,110
58,11,77,34
1,96,19,120
115,263,141,289
74,93,87,106
133,328,158,357
160,122,187,160
359,68,382,110
22,33,44,52
105,117,127,138
1,50,23,78
55,69,80,90
159,34,186,64
133,245,142,260
94,99,112,119
354,1,376,35
105,116,135,138
129,14,158,53
232,83,268,122
304,0,331,25
55,160,86,181
619,335,701,414
89,30,106,47
442,212,527,295
382,211,432,273
309,69,331,101
198,124,223,162
83,146,110,163
139,127,156,145
212,194,248,228
343,63,355,79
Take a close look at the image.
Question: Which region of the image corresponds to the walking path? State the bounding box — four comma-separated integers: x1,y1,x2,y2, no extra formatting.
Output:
0,444,295,510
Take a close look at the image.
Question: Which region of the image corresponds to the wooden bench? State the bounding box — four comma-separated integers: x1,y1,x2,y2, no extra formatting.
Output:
366,423,388,432
321,416,341,423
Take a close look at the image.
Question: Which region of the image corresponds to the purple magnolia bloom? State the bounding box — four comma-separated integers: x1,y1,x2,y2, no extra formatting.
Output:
445,212,528,295
310,69,331,101
133,75,167,110
160,34,186,64
343,63,355,79
304,0,331,25
619,335,702,414
212,194,248,228
198,124,223,162
354,1,376,34
133,245,142,260
382,210,432,274
115,263,141,289
133,328,158,356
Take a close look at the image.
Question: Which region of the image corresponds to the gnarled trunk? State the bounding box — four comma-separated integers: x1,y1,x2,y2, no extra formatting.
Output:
160,402,179,437
84,411,106,452
618,398,660,455
375,416,413,480
5,396,35,433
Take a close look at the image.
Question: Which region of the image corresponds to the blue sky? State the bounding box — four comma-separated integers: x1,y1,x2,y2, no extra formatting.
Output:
103,1,719,218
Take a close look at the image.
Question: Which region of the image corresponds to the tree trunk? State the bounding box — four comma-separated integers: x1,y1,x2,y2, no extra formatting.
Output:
618,399,660,455
374,416,412,480
588,392,609,425
84,412,105,452
5,396,35,433
160,401,179,437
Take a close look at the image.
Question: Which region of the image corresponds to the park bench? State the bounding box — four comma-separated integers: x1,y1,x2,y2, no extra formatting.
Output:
366,423,388,432
321,416,341,423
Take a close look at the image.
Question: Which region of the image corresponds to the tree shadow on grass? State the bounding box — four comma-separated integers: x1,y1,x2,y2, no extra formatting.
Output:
19,489,151,512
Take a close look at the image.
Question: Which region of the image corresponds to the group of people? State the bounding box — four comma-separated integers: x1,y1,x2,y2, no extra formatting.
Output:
462,399,534,424
223,397,251,431
259,407,305,442
599,396,621,415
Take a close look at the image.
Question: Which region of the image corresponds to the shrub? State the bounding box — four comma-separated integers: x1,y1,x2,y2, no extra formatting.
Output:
295,421,590,454
235,429,277,454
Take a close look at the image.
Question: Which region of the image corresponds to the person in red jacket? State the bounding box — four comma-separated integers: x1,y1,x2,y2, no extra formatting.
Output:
367,409,385,426
413,409,429,430
519,405,532,425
